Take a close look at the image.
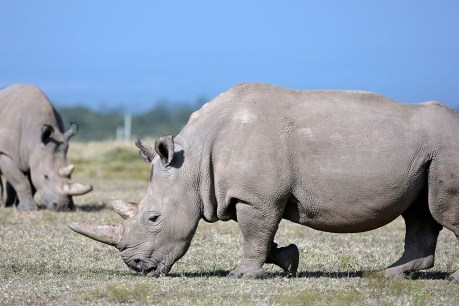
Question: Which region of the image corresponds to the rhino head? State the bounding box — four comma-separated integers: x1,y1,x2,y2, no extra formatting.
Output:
29,123,93,211
70,136,201,276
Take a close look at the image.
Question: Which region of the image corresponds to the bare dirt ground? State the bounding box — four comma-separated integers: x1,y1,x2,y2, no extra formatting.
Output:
0,141,458,305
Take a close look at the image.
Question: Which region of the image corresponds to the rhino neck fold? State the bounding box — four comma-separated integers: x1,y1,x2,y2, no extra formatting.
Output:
197,136,219,223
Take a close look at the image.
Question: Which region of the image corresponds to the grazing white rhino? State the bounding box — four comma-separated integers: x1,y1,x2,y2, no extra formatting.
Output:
0,84,92,211
70,83,459,281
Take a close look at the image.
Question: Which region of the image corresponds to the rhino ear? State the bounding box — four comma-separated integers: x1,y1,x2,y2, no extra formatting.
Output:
41,124,54,144
155,135,174,167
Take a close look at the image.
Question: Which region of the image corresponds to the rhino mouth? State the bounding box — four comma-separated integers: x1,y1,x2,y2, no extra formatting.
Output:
127,254,172,277
129,260,157,276
132,262,171,277
145,264,171,277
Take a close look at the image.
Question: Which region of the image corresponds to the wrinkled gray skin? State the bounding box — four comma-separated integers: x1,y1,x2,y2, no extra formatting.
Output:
71,83,459,281
0,84,93,211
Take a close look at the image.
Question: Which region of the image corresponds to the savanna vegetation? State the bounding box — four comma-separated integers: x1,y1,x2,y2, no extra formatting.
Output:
58,98,206,141
58,102,459,141
0,141,458,305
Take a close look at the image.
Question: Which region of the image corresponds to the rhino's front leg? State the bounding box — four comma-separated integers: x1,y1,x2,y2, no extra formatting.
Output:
0,155,36,211
5,181,18,206
229,201,283,279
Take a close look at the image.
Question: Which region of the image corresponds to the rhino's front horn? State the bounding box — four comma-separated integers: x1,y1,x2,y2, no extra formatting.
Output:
59,164,75,177
112,200,138,220
69,223,123,247
64,182,93,196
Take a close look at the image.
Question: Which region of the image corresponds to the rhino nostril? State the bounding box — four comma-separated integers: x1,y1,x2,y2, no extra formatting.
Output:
132,259,144,271
52,202,58,209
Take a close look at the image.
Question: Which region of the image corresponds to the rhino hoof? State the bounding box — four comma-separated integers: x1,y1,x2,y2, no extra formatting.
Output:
447,274,459,283
284,244,299,277
228,267,265,279
17,201,38,211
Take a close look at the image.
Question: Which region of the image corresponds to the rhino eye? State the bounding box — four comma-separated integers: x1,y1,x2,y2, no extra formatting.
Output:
148,215,159,223
44,173,50,180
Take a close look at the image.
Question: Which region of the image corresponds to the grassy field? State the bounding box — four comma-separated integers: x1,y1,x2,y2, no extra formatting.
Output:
0,141,458,305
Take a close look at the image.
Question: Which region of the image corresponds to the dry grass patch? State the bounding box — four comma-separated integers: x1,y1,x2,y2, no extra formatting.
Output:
0,140,457,305
68,140,152,181
279,289,363,306
1,208,458,305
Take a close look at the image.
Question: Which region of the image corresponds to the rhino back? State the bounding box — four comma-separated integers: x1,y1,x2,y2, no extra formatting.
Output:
179,83,457,231
0,84,65,169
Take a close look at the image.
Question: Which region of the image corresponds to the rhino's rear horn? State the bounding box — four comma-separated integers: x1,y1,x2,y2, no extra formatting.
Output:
69,223,122,247
64,122,79,141
135,138,156,163
64,182,93,196
59,164,75,177
112,200,138,220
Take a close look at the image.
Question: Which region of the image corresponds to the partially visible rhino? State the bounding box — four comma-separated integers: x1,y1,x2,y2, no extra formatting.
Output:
71,83,458,281
0,84,92,211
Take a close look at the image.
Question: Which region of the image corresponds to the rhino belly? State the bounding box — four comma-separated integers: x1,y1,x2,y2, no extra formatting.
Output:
283,159,427,233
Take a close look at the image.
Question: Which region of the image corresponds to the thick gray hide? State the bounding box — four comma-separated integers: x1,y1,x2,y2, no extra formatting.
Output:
71,83,459,281
0,84,92,211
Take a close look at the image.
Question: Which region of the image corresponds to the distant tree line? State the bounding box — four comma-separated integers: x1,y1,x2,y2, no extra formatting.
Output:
58,102,203,141
59,101,459,141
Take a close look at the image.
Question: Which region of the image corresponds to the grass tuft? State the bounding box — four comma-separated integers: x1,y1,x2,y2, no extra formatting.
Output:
279,289,363,305
105,283,154,304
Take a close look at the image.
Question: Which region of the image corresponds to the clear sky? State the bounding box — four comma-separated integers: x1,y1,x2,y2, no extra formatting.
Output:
1,1,458,112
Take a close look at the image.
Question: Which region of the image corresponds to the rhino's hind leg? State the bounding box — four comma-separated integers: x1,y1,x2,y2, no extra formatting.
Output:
426,154,459,282
448,235,459,282
384,190,442,277
228,201,284,279
266,242,299,277
0,173,4,207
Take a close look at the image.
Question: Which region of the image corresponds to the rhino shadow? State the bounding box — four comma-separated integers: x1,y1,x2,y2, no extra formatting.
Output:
167,270,363,278
407,271,451,280
168,270,230,278
76,203,107,212
168,270,451,280
297,270,450,280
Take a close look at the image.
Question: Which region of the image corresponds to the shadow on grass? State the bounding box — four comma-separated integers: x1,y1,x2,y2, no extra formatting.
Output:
168,270,452,280
169,270,230,278
297,271,364,278
297,270,452,280
298,270,450,280
76,203,107,212
408,271,451,280
168,270,364,278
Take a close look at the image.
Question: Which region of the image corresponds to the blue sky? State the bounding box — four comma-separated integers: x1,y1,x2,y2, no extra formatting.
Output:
1,1,458,112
